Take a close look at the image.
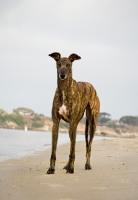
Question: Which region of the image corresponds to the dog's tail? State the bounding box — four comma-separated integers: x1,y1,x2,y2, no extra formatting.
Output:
85,118,89,148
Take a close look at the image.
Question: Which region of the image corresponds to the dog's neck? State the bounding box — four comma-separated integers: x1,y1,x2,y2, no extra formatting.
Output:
57,71,73,92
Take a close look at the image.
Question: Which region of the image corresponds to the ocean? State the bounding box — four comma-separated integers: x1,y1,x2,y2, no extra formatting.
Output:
0,128,113,162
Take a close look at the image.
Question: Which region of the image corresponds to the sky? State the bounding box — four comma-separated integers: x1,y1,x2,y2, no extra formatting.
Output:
0,0,138,120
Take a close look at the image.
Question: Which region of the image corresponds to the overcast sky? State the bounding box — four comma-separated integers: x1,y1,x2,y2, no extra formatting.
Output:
0,0,138,119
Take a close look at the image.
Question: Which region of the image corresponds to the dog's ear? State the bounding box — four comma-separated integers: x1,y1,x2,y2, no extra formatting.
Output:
49,52,61,61
68,54,81,62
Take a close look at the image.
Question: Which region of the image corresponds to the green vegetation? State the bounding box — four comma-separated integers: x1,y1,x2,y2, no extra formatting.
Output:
0,107,138,135
32,122,43,128
0,107,40,129
0,109,7,115
80,112,111,125
59,121,69,129
0,113,25,128
119,116,138,126
39,114,44,117
31,114,43,128
108,120,118,128
101,132,107,136
13,107,34,116
97,112,111,124
0,115,6,124
32,114,41,122
8,115,26,127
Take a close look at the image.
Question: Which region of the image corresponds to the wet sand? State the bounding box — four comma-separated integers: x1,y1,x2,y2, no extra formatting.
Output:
0,138,138,200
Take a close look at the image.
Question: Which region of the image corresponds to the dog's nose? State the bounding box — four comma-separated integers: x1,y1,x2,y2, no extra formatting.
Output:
60,74,66,80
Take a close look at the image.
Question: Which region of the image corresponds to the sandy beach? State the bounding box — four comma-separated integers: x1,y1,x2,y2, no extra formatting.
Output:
0,138,138,200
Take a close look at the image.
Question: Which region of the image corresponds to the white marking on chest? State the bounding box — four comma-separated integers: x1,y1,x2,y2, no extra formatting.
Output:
59,104,67,116
59,91,67,118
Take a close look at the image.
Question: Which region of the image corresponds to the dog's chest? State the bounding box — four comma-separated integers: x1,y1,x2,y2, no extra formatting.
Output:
59,91,68,119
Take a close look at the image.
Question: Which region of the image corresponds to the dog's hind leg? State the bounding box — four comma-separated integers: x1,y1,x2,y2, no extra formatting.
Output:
47,118,60,174
85,117,96,170
85,103,97,170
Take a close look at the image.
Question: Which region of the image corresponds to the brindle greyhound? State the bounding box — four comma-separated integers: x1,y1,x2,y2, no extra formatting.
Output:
47,52,100,174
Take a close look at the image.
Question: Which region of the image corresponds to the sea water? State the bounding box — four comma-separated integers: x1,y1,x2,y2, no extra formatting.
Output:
0,128,114,162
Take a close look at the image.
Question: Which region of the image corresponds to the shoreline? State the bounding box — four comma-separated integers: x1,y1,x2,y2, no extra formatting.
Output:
0,128,118,163
1,126,138,139
1,138,138,200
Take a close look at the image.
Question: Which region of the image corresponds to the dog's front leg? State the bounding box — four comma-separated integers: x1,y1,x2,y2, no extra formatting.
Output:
64,123,78,174
46,119,59,174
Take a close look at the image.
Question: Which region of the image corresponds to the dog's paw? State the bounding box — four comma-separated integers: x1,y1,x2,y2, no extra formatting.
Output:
46,168,55,174
63,164,68,170
63,162,74,174
85,164,92,170
66,167,74,174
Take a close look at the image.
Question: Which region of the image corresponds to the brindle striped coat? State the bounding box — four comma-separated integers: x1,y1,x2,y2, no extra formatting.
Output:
47,53,100,174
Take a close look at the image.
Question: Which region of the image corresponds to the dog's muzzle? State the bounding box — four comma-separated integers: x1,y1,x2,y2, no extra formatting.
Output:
59,73,67,80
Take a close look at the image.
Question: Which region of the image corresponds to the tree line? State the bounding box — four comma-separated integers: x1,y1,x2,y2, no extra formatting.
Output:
98,112,138,126
0,108,138,127
0,107,45,129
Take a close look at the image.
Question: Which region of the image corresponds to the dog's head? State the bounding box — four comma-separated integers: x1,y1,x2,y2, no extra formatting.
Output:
49,52,81,80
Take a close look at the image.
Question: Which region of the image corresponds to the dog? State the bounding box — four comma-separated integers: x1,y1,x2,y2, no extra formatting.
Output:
47,52,100,174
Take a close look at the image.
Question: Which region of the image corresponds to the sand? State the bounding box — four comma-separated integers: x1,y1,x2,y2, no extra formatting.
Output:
0,138,138,200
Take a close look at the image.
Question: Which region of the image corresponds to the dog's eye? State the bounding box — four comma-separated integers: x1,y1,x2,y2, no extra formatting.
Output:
66,64,70,67
58,63,61,67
